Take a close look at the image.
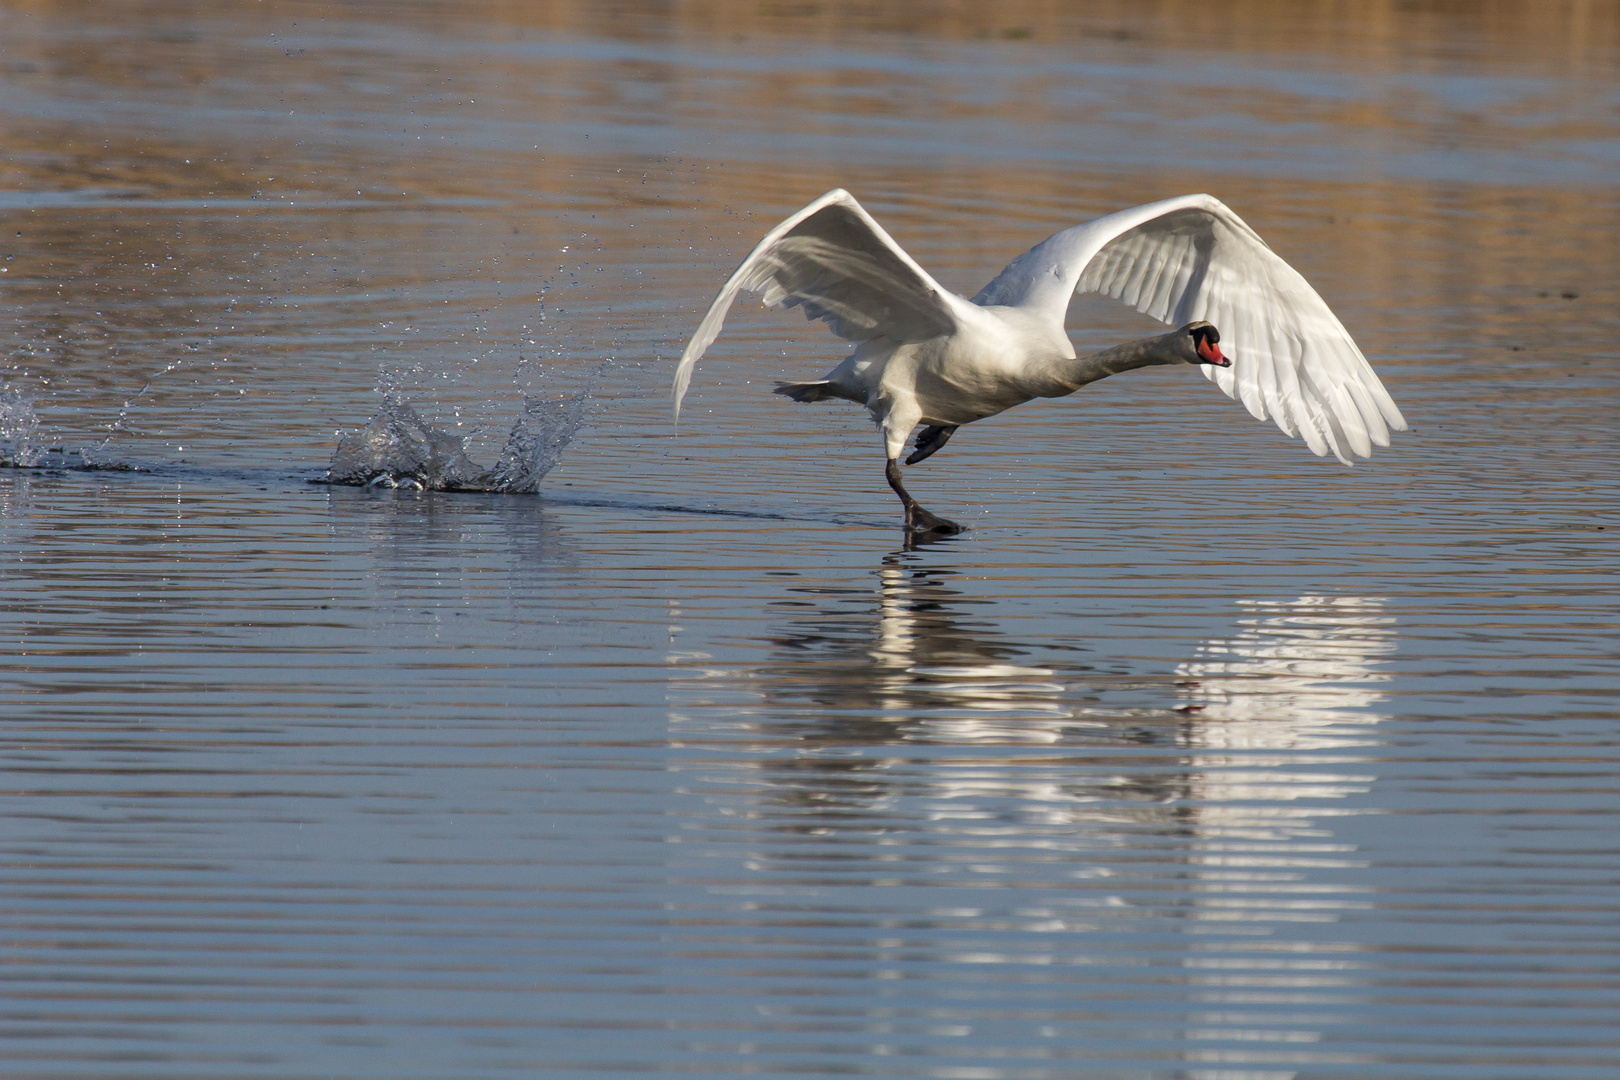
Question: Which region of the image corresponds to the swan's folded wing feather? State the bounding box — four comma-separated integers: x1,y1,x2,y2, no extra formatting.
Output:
672,190,958,420
976,193,1407,462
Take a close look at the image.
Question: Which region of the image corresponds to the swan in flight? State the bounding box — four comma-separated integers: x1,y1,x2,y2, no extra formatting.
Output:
672,190,1406,536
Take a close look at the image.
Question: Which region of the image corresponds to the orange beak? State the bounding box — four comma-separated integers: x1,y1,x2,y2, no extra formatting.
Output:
1196,338,1230,367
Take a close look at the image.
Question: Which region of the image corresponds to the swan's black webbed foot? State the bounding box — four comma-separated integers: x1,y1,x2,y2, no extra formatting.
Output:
906,425,958,465
886,457,963,541
905,502,962,536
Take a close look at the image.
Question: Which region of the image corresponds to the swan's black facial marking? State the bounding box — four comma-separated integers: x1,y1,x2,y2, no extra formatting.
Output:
1190,324,1230,367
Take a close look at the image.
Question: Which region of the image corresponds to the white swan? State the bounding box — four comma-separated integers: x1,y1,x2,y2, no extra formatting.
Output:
672,190,1406,535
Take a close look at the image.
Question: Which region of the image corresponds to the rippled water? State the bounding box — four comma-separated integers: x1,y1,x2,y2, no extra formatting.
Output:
2,2,1618,1078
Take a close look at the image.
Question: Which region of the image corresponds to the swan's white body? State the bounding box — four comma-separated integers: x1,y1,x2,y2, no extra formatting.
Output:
672,190,1406,528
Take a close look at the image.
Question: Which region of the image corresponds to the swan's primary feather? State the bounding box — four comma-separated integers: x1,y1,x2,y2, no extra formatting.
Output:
973,193,1406,464
672,189,959,420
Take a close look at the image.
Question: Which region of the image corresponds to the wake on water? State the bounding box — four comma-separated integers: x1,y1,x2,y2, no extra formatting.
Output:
1,371,588,492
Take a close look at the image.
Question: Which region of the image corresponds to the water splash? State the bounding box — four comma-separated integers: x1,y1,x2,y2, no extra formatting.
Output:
0,386,44,467
0,371,198,473
325,386,586,493
483,392,588,493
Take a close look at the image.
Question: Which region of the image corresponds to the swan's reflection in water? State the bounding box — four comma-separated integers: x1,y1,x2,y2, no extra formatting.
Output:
765,558,1076,744
1163,598,1395,1072
672,568,1397,811
1176,594,1396,746
1171,595,1395,813
667,574,1398,1072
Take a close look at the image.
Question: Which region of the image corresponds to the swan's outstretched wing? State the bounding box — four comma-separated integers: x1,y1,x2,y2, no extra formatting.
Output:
974,194,1406,464
672,189,959,420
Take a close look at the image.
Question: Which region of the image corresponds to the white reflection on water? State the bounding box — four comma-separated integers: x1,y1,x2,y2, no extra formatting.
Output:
667,556,1079,744
1176,598,1397,1072
871,560,1071,741
1174,595,1395,866
1177,595,1397,745
1176,595,1394,817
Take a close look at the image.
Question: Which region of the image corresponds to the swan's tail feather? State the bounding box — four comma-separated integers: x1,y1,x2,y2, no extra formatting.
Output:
774,380,839,403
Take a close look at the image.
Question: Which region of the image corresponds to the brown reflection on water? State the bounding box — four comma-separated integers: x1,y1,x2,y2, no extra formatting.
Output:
3,0,1616,327
5,0,1614,475
12,0,1611,64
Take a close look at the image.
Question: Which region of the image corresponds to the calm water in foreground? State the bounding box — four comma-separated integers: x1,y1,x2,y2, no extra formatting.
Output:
2,2,1618,1077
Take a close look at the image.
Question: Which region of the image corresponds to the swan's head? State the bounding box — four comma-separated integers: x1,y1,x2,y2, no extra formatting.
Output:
1182,322,1230,367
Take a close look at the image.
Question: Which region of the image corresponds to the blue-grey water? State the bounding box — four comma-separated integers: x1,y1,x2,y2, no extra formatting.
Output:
2,3,1618,1078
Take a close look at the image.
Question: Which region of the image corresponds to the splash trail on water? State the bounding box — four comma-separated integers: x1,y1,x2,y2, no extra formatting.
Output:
324,388,588,493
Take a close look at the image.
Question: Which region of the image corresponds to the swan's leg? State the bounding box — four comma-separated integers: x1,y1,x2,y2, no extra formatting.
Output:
876,387,960,537
905,424,958,465
886,458,962,536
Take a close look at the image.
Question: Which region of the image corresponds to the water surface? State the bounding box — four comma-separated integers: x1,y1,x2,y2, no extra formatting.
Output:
2,2,1618,1078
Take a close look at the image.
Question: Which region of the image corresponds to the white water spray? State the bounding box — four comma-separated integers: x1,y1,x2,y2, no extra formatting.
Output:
325,366,589,493
0,386,43,467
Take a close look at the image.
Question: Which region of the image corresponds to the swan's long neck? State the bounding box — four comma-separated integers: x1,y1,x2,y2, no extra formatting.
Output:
1045,331,1187,394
